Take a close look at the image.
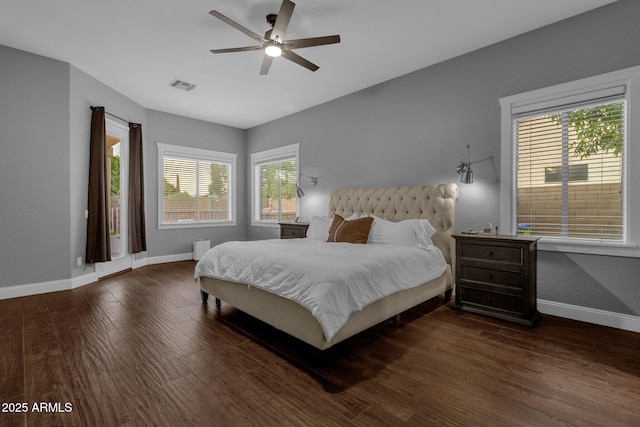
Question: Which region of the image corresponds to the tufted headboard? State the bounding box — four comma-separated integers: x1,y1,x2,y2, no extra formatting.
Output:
328,183,459,265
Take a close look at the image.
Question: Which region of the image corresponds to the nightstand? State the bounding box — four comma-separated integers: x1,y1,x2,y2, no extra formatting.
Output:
279,222,310,239
452,233,540,327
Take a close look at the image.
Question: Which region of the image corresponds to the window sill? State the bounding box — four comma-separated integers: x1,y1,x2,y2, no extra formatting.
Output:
539,238,639,258
251,221,280,228
159,221,236,230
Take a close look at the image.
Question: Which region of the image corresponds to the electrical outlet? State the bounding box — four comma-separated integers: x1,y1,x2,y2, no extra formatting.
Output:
77,257,83,266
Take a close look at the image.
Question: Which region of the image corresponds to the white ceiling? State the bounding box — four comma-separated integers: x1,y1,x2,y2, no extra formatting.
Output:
1,0,617,129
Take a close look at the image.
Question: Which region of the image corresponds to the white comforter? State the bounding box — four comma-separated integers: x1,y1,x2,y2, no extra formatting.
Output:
194,239,447,341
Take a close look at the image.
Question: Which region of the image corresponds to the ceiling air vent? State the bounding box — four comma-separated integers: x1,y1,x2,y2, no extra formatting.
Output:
169,79,196,92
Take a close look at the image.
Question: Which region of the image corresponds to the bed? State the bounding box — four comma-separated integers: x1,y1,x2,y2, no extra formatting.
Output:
195,183,459,350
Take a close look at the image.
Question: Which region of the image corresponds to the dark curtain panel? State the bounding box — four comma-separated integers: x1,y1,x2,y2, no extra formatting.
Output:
85,106,111,263
128,123,147,253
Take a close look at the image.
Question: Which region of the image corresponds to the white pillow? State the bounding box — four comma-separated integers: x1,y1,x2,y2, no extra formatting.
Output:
368,217,435,248
306,216,333,240
417,219,437,246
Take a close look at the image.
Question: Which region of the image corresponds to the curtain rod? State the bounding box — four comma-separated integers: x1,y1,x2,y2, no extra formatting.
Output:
89,105,131,125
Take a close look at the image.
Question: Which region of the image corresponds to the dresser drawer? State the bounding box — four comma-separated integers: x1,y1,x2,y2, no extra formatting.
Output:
279,222,310,239
459,287,523,315
460,265,523,289
460,243,523,264
281,226,306,239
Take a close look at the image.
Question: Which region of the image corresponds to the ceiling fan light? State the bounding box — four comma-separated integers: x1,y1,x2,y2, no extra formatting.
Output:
265,44,282,57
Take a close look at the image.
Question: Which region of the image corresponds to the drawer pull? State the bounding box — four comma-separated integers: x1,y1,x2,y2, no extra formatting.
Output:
486,274,493,279
486,297,493,303
486,251,494,256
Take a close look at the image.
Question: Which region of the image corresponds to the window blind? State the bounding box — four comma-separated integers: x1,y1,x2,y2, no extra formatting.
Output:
163,155,230,223
514,96,625,241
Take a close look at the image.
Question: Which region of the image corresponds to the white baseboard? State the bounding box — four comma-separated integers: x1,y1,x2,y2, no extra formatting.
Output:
132,252,192,269
538,299,640,334
0,253,193,300
0,271,99,300
71,272,100,289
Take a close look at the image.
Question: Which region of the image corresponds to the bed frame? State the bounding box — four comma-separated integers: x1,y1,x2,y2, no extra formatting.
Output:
199,183,459,350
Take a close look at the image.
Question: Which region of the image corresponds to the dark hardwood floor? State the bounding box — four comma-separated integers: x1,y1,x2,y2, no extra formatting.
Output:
2,261,640,426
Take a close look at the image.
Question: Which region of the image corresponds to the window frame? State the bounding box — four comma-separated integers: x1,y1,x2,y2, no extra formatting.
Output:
500,66,640,257
157,143,237,229
250,143,300,228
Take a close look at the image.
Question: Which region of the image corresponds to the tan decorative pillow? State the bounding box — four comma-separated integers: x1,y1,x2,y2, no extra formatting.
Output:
327,215,374,244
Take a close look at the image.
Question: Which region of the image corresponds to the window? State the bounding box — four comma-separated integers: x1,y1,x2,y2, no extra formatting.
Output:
500,66,640,257
515,97,625,240
157,143,236,229
251,143,299,225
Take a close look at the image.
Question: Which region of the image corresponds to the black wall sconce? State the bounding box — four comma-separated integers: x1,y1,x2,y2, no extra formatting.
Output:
456,144,473,184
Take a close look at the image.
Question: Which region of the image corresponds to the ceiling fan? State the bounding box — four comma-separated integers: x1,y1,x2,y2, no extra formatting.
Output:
209,0,341,75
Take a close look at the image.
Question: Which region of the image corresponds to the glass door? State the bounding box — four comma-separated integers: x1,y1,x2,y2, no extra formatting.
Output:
96,119,132,278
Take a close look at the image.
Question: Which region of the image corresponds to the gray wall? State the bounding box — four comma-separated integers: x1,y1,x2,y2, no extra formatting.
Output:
0,45,71,286
247,0,640,315
145,109,246,257
0,45,247,287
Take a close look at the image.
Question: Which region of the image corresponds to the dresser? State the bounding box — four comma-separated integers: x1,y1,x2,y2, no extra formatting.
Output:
452,233,540,327
279,222,310,239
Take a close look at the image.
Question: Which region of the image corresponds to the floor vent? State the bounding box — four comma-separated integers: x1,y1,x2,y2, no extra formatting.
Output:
169,79,196,92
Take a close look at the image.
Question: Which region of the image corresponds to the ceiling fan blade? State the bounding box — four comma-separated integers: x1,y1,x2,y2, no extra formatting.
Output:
282,50,319,72
285,35,341,49
259,55,274,75
210,46,264,54
209,10,267,43
270,0,295,41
